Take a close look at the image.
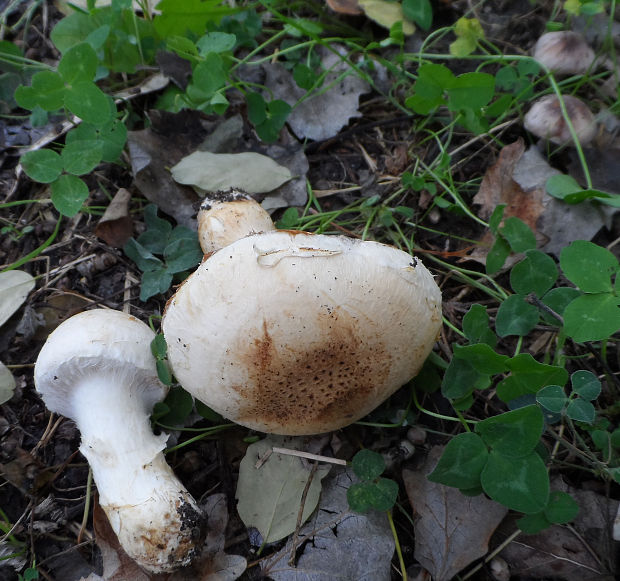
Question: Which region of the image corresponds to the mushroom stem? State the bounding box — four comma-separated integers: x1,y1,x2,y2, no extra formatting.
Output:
72,376,201,570
34,310,204,573
198,189,275,254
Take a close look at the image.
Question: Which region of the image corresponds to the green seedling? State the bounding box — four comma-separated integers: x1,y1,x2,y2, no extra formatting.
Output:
123,205,203,301
537,370,602,424
347,449,399,513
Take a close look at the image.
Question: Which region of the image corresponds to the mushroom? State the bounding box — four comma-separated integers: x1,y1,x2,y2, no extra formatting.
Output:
533,31,596,76
163,194,442,435
198,190,275,254
524,94,597,145
34,309,203,573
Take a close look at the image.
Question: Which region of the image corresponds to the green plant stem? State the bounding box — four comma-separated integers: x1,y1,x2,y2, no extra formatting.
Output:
0,215,61,272
77,468,93,544
163,424,235,453
413,389,477,427
387,509,407,581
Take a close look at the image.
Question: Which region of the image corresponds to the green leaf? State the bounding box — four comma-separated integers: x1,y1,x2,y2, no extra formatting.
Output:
566,398,596,423
481,450,549,514
495,294,539,337
15,71,65,111
499,217,536,253
536,385,567,413
441,356,490,401
186,53,227,106
196,31,237,55
58,42,98,83
150,333,168,359
486,235,511,274
164,236,203,273
427,432,488,490
510,250,558,297
570,370,601,401
475,405,544,457
544,491,579,524
351,449,385,481
517,512,551,534
124,238,164,272
453,343,509,375
562,293,620,342
560,240,619,293
497,354,568,403
51,11,97,53
61,139,103,175
462,304,497,347
545,174,582,200
447,72,495,111
66,119,127,163
140,267,173,301
450,17,485,57
156,359,172,385
293,63,316,90
20,149,63,183
402,0,432,31
157,386,194,426
488,204,506,233
154,0,239,37
50,174,89,216
541,287,581,324
347,479,396,512
246,91,266,125
64,81,113,126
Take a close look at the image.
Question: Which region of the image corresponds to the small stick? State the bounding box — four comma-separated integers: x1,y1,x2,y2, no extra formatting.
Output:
271,447,348,466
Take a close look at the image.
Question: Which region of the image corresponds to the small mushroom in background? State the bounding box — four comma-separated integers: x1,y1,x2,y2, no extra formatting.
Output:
163,193,442,436
533,31,596,75
34,309,203,573
198,190,275,254
524,94,597,145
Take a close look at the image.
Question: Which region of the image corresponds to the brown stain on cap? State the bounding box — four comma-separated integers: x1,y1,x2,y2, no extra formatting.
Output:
232,307,391,433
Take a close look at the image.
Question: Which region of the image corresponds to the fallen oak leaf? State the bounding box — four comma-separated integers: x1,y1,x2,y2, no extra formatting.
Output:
403,446,508,581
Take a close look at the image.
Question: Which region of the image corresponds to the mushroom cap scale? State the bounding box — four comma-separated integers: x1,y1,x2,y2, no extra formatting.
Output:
163,230,442,435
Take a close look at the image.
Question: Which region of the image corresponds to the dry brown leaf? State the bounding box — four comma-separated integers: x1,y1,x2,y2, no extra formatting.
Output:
496,479,618,581
403,447,508,581
92,501,157,581
473,139,545,230
325,0,363,14
95,188,133,247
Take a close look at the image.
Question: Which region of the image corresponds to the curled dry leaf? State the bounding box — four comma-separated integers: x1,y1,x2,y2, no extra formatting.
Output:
95,188,133,247
0,270,35,328
0,362,16,405
325,0,363,15
171,151,292,195
403,447,508,581
358,0,416,34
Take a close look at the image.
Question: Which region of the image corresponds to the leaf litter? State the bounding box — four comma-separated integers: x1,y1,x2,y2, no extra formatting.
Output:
263,468,395,581
236,435,331,544
403,446,508,581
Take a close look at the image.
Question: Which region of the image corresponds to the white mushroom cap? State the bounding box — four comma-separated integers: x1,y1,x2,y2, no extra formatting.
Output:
163,231,442,435
524,94,597,145
198,190,275,254
35,310,203,573
533,31,595,76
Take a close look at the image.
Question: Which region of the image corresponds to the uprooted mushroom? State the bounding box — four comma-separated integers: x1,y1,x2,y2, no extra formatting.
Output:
34,309,204,573
162,190,442,435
